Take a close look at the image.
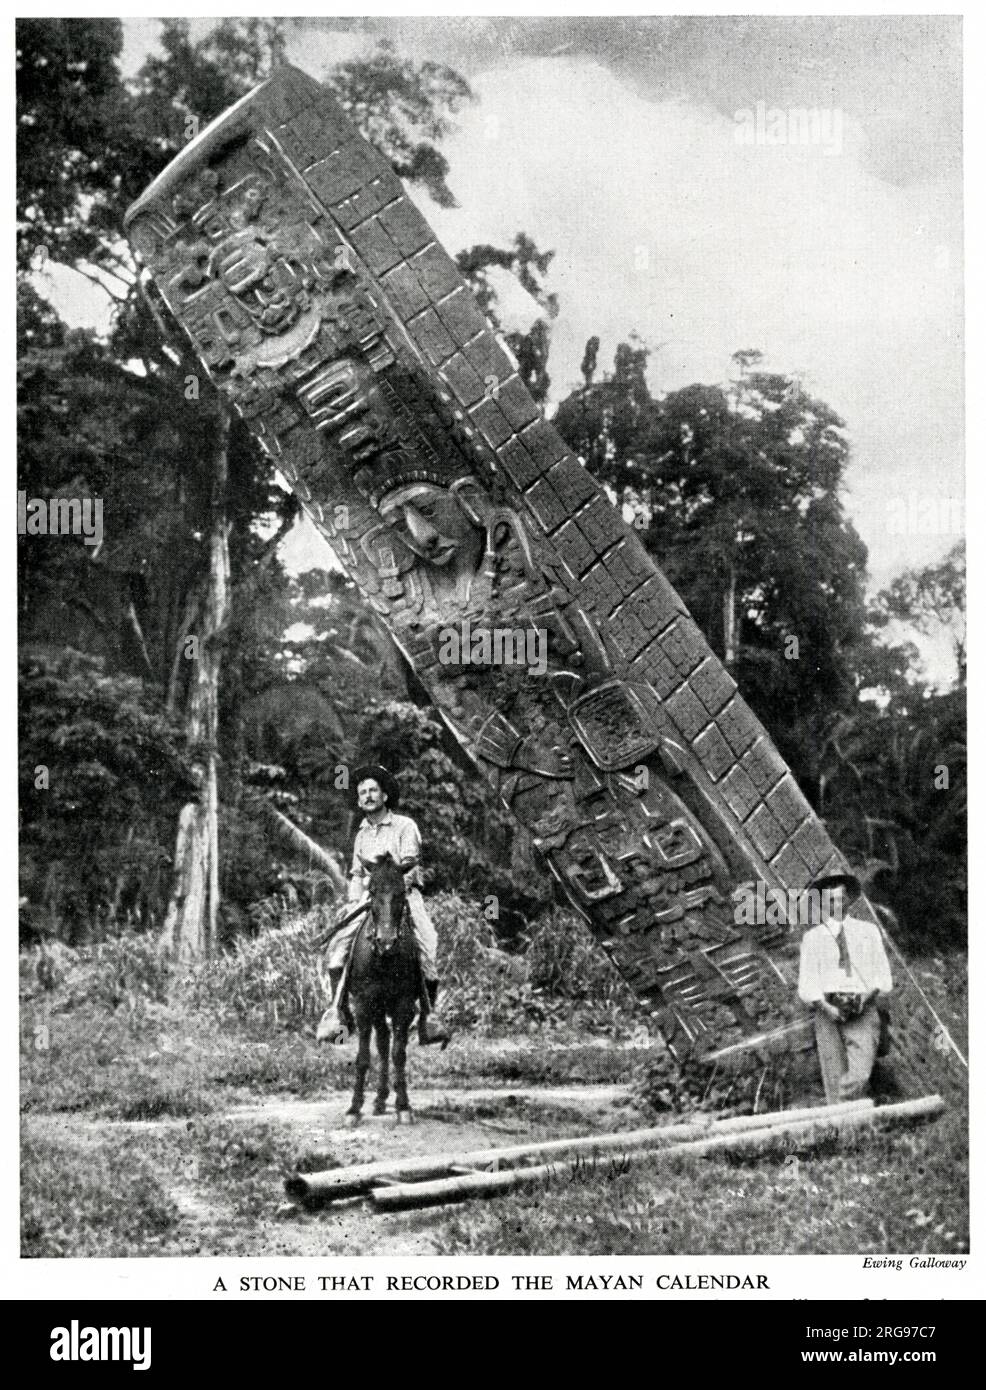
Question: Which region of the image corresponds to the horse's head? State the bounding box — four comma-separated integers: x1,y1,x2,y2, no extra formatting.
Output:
363,853,408,956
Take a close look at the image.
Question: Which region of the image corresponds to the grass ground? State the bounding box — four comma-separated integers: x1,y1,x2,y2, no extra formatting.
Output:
20,978,968,1258
433,1106,969,1256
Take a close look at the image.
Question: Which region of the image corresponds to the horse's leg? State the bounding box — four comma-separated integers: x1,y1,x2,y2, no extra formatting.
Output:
373,1015,390,1115
347,1007,372,1125
393,1007,414,1124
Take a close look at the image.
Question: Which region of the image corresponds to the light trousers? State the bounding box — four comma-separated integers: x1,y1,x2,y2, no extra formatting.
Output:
813,1002,881,1103
326,887,438,980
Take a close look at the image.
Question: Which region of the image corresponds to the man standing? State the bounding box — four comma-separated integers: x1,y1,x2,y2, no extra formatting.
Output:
319,765,450,1046
797,871,893,1102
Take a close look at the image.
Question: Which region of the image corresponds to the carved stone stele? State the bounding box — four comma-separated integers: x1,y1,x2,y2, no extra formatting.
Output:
127,66,962,1096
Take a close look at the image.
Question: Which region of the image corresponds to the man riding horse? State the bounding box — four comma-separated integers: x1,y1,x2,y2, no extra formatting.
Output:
320,765,451,1047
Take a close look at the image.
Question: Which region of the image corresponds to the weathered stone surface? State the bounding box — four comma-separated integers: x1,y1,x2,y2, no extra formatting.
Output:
126,65,962,1096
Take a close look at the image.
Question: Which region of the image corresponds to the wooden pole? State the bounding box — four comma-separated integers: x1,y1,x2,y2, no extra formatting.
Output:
285,1098,874,1206
700,1018,813,1063
369,1095,944,1211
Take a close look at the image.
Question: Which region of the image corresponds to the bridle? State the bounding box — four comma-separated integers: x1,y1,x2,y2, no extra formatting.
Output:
315,857,410,957
364,890,409,958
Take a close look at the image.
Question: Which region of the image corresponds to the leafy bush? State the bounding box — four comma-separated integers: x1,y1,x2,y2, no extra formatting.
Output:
522,908,635,1004
181,889,645,1038
437,893,641,1036
76,931,174,1011
187,906,333,1030
20,888,646,1055
19,938,78,999
18,647,192,944
434,891,531,1032
20,932,173,1018
822,688,967,952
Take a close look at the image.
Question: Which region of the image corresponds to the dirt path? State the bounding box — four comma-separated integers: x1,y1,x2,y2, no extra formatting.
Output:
266,1081,639,1256
228,1083,629,1125
24,1081,641,1257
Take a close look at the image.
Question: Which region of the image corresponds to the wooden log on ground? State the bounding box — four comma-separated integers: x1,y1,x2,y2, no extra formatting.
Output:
285,1097,873,1206
370,1094,943,1211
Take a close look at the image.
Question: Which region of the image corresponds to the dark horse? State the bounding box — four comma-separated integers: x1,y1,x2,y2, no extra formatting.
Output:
344,853,420,1126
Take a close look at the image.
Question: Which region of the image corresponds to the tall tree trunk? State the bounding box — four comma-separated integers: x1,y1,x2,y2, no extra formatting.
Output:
162,406,231,958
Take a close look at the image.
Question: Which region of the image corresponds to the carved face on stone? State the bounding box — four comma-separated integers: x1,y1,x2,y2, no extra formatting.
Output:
377,482,484,579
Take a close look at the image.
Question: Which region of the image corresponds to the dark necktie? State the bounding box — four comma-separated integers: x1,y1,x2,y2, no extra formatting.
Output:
835,925,852,973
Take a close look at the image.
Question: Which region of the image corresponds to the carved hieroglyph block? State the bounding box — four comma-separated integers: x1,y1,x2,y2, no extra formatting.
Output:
127,66,962,1095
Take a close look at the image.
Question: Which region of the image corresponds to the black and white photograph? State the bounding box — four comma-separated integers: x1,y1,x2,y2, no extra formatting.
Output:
13,8,973,1299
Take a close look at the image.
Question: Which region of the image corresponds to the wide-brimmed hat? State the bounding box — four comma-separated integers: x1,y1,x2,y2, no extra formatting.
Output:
349,764,401,811
807,871,862,904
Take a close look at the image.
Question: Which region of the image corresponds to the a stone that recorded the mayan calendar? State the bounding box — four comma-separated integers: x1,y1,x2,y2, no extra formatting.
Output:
126,65,960,1095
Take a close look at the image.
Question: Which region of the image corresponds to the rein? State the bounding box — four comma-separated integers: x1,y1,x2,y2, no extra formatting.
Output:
310,898,371,951
310,870,410,957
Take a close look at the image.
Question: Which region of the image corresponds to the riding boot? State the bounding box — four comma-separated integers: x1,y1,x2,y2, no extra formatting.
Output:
418,979,451,1048
316,968,348,1044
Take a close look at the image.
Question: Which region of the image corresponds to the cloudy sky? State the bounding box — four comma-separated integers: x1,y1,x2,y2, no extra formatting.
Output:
46,15,963,672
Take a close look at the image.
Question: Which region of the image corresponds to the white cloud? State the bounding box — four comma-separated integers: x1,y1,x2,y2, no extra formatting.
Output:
417,56,962,589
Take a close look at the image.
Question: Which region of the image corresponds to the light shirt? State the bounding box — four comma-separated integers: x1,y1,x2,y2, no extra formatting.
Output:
348,810,423,900
797,914,893,1004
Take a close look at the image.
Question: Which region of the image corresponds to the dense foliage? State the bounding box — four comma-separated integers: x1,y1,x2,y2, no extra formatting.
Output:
18,649,190,943
554,346,966,949
17,18,542,941
17,19,965,965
